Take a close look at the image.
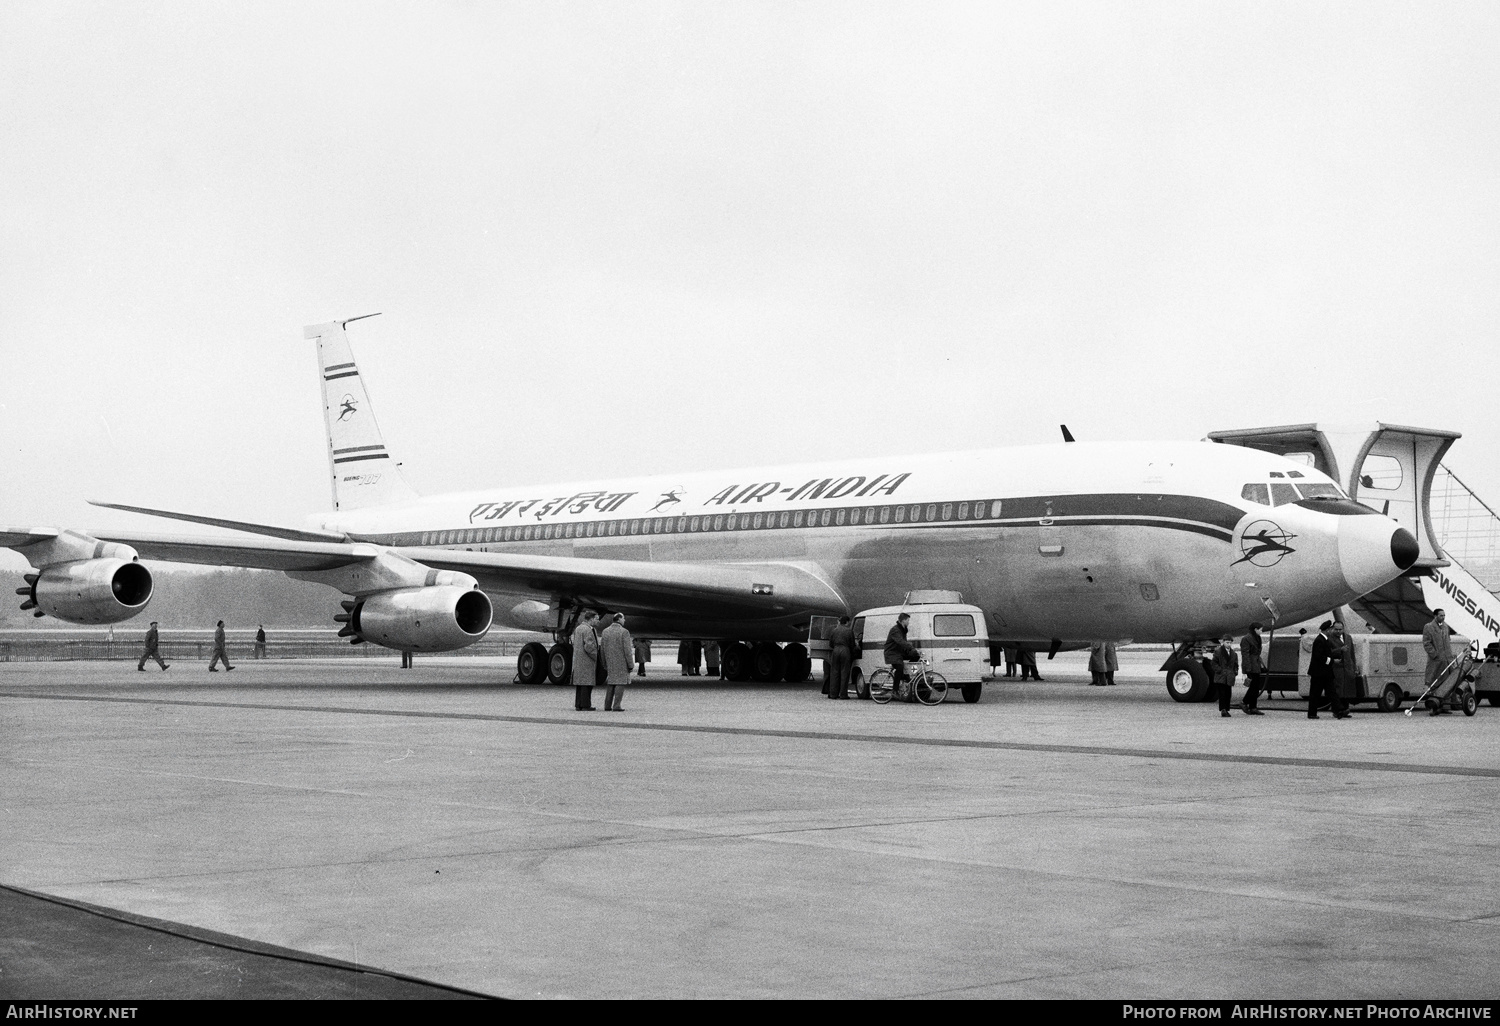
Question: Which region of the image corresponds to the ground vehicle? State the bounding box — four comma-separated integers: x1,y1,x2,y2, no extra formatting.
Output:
837,593,991,703
1474,644,1500,708
869,660,949,705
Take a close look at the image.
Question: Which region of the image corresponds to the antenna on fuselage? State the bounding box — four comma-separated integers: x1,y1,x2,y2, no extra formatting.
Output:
1060,425,1075,443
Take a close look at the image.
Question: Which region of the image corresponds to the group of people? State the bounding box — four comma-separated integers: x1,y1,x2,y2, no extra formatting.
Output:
822,611,924,701
675,639,723,678
1209,609,1457,718
138,621,266,671
568,611,635,711
1087,641,1118,686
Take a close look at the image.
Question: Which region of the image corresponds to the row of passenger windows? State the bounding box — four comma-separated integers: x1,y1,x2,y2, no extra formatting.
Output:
1241,481,1344,507
413,499,1005,548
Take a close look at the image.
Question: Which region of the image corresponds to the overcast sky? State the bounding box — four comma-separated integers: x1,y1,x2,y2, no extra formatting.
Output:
2,1,1496,569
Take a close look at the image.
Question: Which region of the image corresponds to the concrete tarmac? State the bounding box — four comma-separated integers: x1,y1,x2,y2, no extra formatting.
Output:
2,652,1499,999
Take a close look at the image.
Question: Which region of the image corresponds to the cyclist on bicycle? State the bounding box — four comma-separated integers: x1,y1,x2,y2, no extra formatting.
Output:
884,613,921,702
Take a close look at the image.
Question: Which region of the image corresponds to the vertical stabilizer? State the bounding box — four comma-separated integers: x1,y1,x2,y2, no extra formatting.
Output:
304,315,420,512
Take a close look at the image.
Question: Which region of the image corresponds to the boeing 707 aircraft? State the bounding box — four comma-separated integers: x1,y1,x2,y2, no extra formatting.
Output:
4,317,1420,697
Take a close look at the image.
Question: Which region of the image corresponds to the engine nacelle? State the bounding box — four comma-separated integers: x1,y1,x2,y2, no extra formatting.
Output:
349,586,493,652
26,559,154,624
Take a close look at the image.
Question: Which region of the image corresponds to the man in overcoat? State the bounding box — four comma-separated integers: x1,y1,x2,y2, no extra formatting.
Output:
1307,620,1348,719
570,611,600,711
208,620,234,672
1088,641,1108,686
1239,623,1266,715
1211,634,1239,716
137,621,168,671
602,613,635,711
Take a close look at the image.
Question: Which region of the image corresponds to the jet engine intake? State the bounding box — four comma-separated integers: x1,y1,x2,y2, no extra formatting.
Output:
21,559,154,624
344,586,493,652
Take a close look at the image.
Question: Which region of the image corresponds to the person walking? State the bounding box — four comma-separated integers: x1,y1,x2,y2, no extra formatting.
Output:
884,613,921,701
827,615,857,700
254,625,267,660
705,640,721,679
137,621,169,671
601,613,634,711
208,620,234,672
632,637,650,678
1088,641,1108,686
1211,634,1239,717
1307,620,1348,719
1423,609,1454,714
570,611,600,711
1239,623,1266,715
1104,639,1118,686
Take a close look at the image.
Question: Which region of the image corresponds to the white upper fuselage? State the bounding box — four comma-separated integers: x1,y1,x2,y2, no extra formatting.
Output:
316,440,1415,644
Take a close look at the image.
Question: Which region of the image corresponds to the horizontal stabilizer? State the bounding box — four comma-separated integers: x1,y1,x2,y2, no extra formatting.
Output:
89,502,348,544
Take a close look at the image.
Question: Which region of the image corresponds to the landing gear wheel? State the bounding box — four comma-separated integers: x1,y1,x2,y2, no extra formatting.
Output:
750,642,786,682
868,668,894,704
961,682,982,703
783,643,811,682
1165,659,1210,703
915,671,949,705
517,642,550,686
1463,692,1479,716
852,667,869,700
722,642,753,682
1378,682,1403,713
546,643,573,685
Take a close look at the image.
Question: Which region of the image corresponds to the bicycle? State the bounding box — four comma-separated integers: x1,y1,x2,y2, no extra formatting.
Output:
868,660,948,705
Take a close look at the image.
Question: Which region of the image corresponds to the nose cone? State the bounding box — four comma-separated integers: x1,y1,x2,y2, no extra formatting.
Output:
1339,516,1419,595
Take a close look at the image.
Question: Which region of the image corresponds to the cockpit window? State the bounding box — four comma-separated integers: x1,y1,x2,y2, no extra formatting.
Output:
1287,471,1305,479
1241,483,1271,506
1296,482,1343,500
1268,471,1285,478
1269,483,1299,506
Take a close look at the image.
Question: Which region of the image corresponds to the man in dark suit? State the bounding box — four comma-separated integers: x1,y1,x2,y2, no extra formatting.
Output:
1307,620,1349,719
827,616,857,700
1239,623,1266,715
1211,634,1239,717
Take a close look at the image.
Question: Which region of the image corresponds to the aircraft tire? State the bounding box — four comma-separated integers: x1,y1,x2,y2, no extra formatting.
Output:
517,642,550,686
750,642,786,682
961,682,982,703
1164,658,1210,703
546,643,573,685
723,642,753,682
783,643,811,682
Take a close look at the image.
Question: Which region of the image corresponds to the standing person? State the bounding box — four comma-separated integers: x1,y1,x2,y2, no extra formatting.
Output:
207,620,234,672
1211,634,1239,717
1088,641,1108,686
1104,639,1119,686
704,640,721,679
254,625,267,660
1239,623,1266,715
677,639,702,676
401,650,413,669
1003,646,1017,678
1423,609,1453,712
137,621,169,671
633,637,651,677
1019,648,1044,681
570,611,600,712
827,616,857,700
1307,621,1348,719
601,613,634,711
884,613,921,701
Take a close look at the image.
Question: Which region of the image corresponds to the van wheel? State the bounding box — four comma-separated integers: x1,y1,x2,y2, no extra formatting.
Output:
783,643,811,682
1165,659,1210,703
1378,682,1403,713
517,642,550,686
546,643,573,685
852,667,869,700
961,682,982,703
722,642,753,682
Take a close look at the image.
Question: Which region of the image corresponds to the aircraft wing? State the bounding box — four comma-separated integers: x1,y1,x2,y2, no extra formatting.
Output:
7,526,846,622
395,547,848,622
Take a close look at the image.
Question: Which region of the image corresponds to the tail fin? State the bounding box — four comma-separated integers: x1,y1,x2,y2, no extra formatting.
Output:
304,315,420,512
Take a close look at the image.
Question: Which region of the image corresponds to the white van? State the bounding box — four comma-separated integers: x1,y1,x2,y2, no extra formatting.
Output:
840,592,991,703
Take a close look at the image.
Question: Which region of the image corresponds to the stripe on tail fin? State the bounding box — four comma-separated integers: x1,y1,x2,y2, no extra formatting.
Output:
304,316,420,512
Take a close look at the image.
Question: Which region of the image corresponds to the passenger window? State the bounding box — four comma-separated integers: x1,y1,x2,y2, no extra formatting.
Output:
958,502,969,520
1242,484,1270,506
941,503,952,521
926,504,937,521
793,510,804,527
820,509,831,526
835,509,846,526
990,500,1003,517
1359,454,1403,491
752,513,763,529
894,505,906,523
1269,483,1299,506
932,614,975,637
880,506,891,524
1393,647,1408,666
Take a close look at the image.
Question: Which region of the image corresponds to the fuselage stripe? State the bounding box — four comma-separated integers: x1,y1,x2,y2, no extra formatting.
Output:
333,453,390,465
323,362,356,372
324,370,360,381
333,444,386,455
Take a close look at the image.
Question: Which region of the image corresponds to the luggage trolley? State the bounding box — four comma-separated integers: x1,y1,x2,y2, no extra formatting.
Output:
1405,650,1480,717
